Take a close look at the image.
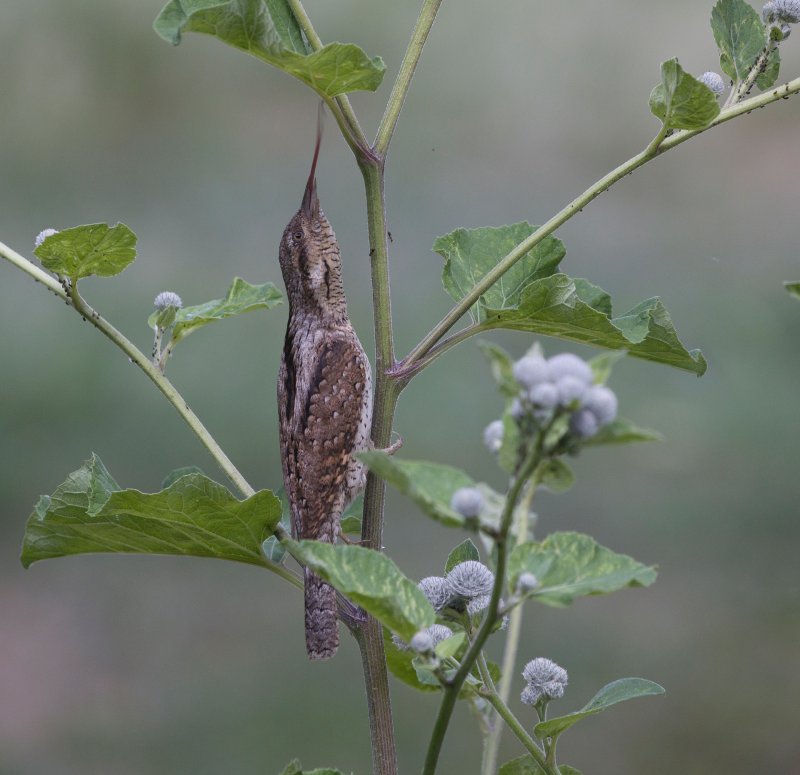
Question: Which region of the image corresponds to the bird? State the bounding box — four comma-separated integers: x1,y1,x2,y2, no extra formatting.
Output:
277,114,373,660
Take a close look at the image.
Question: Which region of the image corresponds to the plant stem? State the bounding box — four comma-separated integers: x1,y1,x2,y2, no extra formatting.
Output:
400,74,800,369
724,41,775,107
423,439,544,775
374,0,444,157
481,482,538,775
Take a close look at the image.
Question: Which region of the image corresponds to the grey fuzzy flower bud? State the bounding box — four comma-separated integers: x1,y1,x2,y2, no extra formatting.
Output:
547,353,593,385
154,291,183,311
466,593,491,616
556,375,588,407
450,487,485,518
516,572,539,594
764,0,800,23
521,657,568,705
418,576,451,611
528,382,559,409
569,408,599,438
446,560,494,599
699,71,725,96
410,630,434,653
483,420,504,453
512,355,550,389
34,228,59,248
581,385,618,425
427,624,454,647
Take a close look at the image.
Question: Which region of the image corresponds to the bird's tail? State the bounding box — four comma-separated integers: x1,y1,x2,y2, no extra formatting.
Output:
304,568,339,660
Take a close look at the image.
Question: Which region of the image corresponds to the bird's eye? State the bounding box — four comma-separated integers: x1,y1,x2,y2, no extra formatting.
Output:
293,231,303,242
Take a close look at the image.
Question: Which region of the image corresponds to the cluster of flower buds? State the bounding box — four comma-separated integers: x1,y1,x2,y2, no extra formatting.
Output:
520,657,569,706
484,350,619,448
417,560,496,617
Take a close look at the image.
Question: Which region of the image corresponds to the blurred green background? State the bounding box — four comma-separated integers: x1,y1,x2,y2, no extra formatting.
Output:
1,1,799,773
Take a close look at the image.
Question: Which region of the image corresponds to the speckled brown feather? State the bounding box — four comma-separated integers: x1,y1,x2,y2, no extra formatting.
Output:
277,119,372,659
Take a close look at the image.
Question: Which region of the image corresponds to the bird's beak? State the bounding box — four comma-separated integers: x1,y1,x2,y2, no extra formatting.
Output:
301,105,323,218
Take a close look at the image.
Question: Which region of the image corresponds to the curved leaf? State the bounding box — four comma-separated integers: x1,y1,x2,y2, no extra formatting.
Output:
21,455,282,569
444,538,480,573
649,59,720,131
583,417,663,446
154,0,385,97
711,0,767,83
34,223,136,280
288,540,435,640
499,757,582,775
535,678,665,739
508,531,657,607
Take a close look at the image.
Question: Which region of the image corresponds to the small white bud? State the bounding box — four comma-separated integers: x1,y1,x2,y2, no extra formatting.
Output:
483,420,504,453
34,228,59,248
547,353,593,385
410,630,434,653
528,382,559,409
521,657,568,705
699,71,725,96
581,385,618,425
154,291,183,311
446,560,494,599
450,487,485,518
512,355,550,389
516,572,539,594
569,408,599,439
555,375,588,407
418,576,451,611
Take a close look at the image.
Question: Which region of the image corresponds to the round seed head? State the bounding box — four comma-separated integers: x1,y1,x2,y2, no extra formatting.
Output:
466,594,491,616
427,624,454,648
547,353,593,385
418,576,451,611
516,572,539,594
528,381,559,409
521,657,568,705
699,71,725,95
446,560,495,599
556,375,588,407
582,385,618,425
483,420,504,453
34,228,59,248
450,487,485,518
154,291,183,311
512,355,550,390
410,630,434,653
569,408,600,439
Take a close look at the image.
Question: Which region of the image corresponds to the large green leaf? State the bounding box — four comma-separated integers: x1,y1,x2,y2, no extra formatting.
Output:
784,281,800,300
508,532,657,607
21,455,282,569
288,541,435,640
649,58,720,131
164,277,283,346
358,452,476,527
499,757,581,775
434,222,566,324
535,678,665,740
711,0,767,83
154,0,385,97
34,223,136,280
480,273,706,375
583,417,663,446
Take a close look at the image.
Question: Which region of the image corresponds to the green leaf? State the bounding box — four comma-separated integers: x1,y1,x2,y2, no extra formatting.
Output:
358,452,475,527
499,756,582,775
588,350,626,385
477,340,520,397
445,539,480,573
583,417,663,446
154,0,385,97
435,630,466,658
160,465,205,489
261,535,285,563
434,222,566,324
21,455,282,569
756,45,780,89
711,0,767,83
34,223,136,280
534,458,575,493
278,760,303,775
508,532,657,607
535,678,665,740
481,274,706,376
384,628,440,693
784,281,800,299
288,540,435,640
170,277,283,346
649,58,721,131
340,494,364,535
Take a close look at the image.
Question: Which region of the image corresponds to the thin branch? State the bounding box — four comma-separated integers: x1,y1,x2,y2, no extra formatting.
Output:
374,0,444,157
401,75,800,369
